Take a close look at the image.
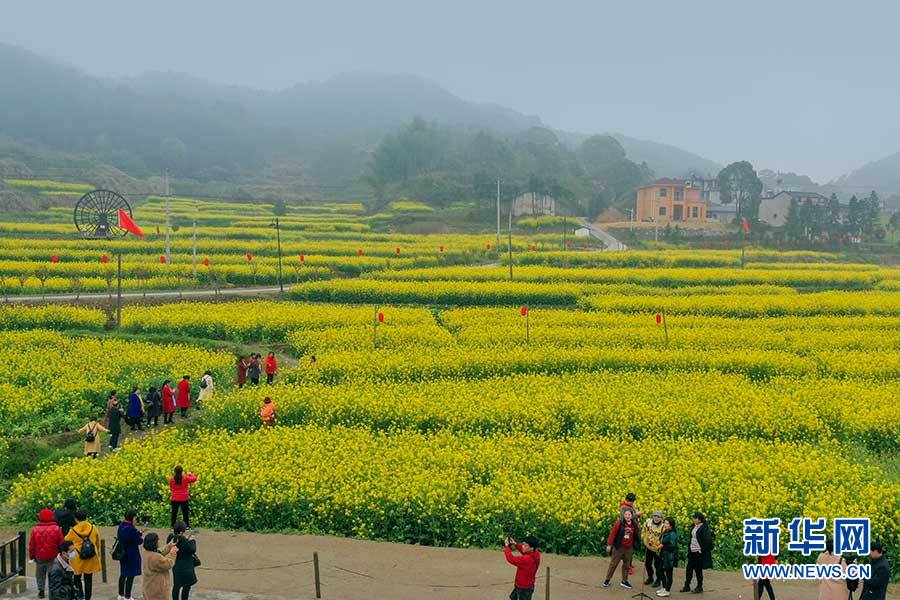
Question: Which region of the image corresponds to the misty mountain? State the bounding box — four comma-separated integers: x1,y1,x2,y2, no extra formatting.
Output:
835,151,900,195
0,42,719,182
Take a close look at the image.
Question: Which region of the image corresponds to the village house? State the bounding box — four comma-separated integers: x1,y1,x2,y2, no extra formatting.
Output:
758,191,830,227
636,178,707,223
511,192,556,217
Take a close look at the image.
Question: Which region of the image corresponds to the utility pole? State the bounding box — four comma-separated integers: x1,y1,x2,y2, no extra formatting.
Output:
507,207,514,280
274,217,284,293
496,177,501,249
192,218,197,277
562,209,567,249
116,254,122,332
164,169,171,268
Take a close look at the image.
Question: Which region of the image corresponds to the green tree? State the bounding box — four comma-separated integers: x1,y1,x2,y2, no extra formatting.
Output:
717,161,763,222
826,193,842,241
864,191,881,236
273,198,287,216
847,195,861,238
888,211,900,244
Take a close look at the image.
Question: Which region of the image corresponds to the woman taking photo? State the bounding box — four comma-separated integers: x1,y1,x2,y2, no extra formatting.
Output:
141,532,176,600
170,466,198,528
115,509,143,600
166,522,198,600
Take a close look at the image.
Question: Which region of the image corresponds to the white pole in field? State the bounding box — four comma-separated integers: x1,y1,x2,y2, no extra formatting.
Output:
496,177,501,250
165,169,171,267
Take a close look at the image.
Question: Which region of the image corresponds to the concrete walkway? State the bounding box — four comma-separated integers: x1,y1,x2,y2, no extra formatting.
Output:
2,527,894,600
579,218,628,251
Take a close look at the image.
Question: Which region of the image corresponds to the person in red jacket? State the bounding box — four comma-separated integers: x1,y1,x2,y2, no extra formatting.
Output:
161,379,176,424
264,352,278,384
176,375,191,418
504,535,541,600
757,553,776,600
170,465,198,528
603,508,642,589
29,507,65,599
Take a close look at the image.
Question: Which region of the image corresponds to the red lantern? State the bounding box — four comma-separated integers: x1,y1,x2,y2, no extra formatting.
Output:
50,255,59,263
377,312,385,323
357,248,364,256
203,258,209,266
520,306,528,316
300,255,305,262
439,245,444,253
655,313,662,324
100,254,109,263
394,247,401,255
247,252,253,262
160,255,166,264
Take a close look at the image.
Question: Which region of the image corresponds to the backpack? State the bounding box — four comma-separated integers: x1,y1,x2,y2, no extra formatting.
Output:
199,378,208,389
84,425,96,443
75,525,96,559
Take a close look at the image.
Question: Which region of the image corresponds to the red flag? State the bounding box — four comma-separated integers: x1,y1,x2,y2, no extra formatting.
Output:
742,218,750,233
117,208,144,238
378,312,385,323
439,245,444,253
357,248,364,256
300,255,305,262
520,306,528,316
486,243,492,250
203,258,209,266
394,247,401,255
160,255,166,264
530,244,537,251
247,252,253,262
50,255,59,263
656,313,662,324
100,254,109,263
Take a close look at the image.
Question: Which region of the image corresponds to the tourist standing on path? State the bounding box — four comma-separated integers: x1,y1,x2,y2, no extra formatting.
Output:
161,380,176,424
78,416,108,458
504,536,541,600
126,386,144,431
757,553,777,600
247,354,261,385
658,516,678,597
170,465,197,528
65,510,100,600
265,351,278,384
861,542,889,600
197,370,213,407
116,509,144,600
54,499,77,537
604,508,641,589
107,393,124,451
29,508,64,599
167,522,199,600
642,510,665,588
47,541,76,600
141,532,176,600
816,540,849,600
237,356,248,388
681,512,712,594
144,386,162,427
176,375,191,418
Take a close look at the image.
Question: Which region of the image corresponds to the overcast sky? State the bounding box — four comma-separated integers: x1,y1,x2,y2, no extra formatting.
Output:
3,0,899,182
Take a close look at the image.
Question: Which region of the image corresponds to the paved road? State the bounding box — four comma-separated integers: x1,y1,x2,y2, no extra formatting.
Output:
579,218,628,251
2,285,285,303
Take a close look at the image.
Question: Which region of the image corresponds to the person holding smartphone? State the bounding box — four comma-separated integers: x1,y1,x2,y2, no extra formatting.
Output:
504,535,541,600
166,522,198,600
116,509,144,600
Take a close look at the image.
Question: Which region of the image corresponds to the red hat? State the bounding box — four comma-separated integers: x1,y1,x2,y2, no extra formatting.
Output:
39,508,55,522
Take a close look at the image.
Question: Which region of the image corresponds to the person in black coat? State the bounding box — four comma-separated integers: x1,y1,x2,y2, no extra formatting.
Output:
106,393,124,451
54,499,77,537
861,542,889,600
145,386,162,427
166,521,198,600
681,512,712,594
47,541,76,600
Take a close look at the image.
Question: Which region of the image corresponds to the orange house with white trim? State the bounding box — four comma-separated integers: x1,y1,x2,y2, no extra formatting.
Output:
636,178,707,223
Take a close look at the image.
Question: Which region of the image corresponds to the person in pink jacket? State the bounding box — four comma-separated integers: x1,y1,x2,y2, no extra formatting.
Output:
169,465,197,529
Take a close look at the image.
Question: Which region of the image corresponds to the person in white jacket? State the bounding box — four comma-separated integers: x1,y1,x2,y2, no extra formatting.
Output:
197,370,214,406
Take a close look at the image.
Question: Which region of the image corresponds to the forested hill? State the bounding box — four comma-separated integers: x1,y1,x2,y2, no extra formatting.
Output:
0,42,718,182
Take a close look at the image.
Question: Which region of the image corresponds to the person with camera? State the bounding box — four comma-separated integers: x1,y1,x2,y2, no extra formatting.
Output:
603,508,642,589
65,510,101,600
141,532,177,600
114,509,144,600
170,465,198,528
504,535,541,600
47,540,77,600
167,521,199,600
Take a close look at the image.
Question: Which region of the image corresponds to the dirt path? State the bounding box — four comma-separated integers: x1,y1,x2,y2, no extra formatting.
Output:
2,527,895,600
